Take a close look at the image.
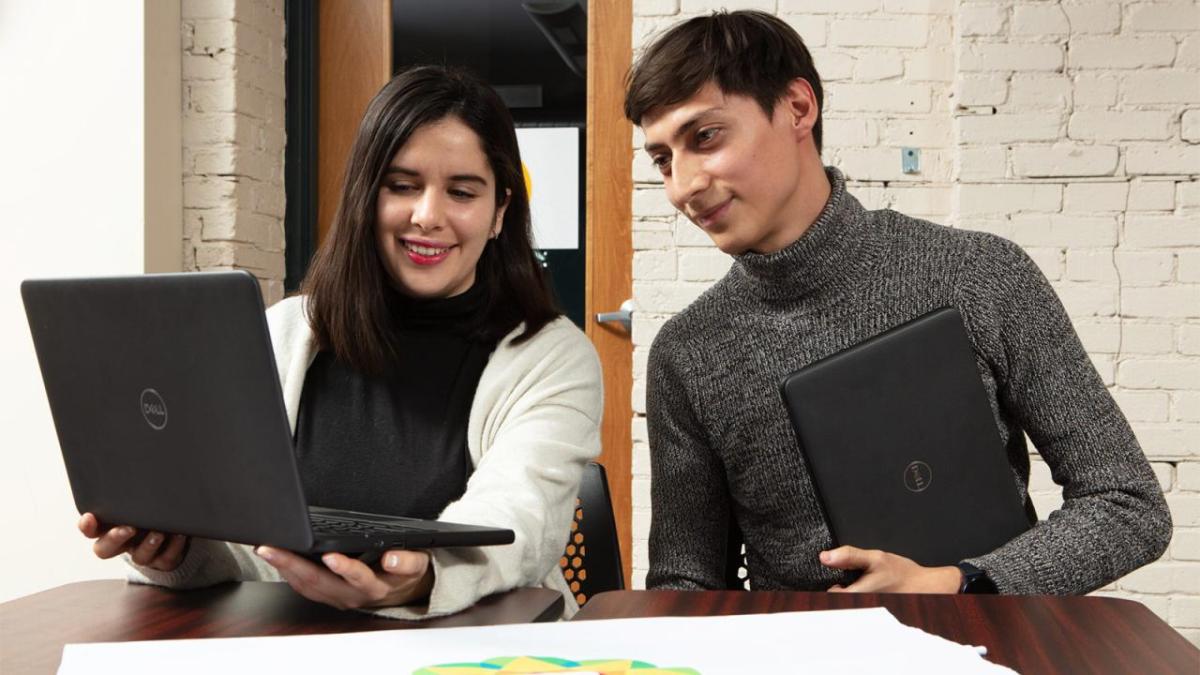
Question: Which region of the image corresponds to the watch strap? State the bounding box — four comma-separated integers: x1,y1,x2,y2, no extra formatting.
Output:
956,562,998,594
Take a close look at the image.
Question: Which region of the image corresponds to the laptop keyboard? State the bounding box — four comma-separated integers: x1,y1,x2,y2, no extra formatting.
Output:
308,512,429,536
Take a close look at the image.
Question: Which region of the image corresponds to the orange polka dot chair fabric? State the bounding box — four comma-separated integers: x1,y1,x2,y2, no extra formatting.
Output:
559,462,624,607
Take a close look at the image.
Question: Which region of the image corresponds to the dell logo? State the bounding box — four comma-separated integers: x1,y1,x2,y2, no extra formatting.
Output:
140,389,168,430
904,460,932,492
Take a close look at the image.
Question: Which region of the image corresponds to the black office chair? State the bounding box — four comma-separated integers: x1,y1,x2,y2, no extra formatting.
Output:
723,518,750,590
560,462,625,607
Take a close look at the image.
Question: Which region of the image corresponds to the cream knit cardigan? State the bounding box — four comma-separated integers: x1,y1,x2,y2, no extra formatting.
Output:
129,296,603,620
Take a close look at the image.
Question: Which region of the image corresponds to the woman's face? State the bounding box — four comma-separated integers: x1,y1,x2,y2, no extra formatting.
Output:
375,116,508,299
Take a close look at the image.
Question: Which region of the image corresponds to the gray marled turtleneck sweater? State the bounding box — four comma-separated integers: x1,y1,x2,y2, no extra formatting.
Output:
646,167,1171,595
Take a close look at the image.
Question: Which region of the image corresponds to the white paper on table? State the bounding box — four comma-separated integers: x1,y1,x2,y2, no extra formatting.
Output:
59,607,1016,675
515,126,580,250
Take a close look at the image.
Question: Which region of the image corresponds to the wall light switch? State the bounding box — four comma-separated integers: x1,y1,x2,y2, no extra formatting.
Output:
902,147,920,174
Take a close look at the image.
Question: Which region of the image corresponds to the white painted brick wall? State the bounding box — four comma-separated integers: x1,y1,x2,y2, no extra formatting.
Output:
1064,181,1128,212
1122,322,1176,353
1069,110,1175,142
959,113,1064,144
1183,111,1200,143
1011,3,1069,36
1012,143,1119,177
959,42,1066,72
1126,146,1200,175
1122,70,1200,105
1062,3,1122,34
182,0,286,305
629,0,1200,645
1127,3,1200,33
829,17,931,47
1130,179,1178,212
1008,74,1072,109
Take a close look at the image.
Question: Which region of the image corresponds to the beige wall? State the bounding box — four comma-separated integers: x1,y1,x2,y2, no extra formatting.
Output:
0,0,184,602
0,0,287,603
629,0,1200,644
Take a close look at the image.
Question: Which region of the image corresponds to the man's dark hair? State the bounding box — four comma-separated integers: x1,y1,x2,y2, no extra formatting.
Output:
624,10,824,153
302,65,559,375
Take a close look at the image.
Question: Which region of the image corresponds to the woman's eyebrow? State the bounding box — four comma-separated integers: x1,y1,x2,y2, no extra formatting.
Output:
384,166,487,185
448,174,488,185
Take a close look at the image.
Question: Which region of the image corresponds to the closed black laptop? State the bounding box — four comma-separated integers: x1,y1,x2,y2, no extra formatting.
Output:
780,307,1030,567
21,271,513,557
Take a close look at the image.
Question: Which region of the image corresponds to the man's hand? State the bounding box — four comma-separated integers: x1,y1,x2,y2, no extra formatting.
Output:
820,545,961,593
255,546,434,610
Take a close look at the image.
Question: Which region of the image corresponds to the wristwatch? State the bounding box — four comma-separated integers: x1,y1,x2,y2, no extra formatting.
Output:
956,562,998,594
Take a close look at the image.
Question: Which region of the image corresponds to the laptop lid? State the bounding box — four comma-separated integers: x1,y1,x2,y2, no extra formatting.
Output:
780,307,1030,567
23,271,317,551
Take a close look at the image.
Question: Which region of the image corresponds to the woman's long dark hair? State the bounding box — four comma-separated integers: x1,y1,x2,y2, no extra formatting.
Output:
301,65,560,375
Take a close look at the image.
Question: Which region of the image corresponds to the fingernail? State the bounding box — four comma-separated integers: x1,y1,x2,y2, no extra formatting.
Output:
146,533,161,547
256,547,274,562
119,527,135,538
385,553,398,570
322,554,339,571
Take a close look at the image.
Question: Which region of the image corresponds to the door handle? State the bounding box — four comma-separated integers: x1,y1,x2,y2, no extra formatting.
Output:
595,298,634,332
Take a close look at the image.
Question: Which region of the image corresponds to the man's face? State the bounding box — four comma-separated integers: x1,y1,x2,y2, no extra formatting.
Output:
641,81,810,255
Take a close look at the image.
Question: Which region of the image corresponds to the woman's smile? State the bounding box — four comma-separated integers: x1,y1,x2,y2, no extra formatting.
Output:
401,237,455,266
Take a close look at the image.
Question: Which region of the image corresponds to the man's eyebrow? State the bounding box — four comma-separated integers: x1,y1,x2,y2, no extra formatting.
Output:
383,166,488,185
643,107,725,153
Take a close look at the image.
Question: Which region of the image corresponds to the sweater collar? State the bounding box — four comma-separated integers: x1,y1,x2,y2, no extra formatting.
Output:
728,166,874,303
386,281,487,334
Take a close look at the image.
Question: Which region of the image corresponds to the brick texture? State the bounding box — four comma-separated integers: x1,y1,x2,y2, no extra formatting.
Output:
629,0,1200,644
182,0,286,305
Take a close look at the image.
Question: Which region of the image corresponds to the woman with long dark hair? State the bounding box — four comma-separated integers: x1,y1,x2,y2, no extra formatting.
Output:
78,66,602,619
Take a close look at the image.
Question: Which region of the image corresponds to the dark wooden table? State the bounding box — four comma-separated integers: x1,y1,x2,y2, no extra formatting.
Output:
0,580,564,674
574,590,1199,674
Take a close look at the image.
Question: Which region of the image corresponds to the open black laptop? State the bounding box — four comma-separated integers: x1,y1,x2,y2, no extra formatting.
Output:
21,271,514,559
780,307,1030,568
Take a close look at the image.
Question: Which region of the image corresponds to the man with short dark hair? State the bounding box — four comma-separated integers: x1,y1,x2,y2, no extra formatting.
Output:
629,10,1170,595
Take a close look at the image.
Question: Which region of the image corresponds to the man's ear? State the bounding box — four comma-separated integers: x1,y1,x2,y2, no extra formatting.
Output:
779,77,819,140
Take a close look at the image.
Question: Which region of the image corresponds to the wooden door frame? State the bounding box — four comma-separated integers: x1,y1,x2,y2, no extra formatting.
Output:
316,0,392,248
584,0,633,583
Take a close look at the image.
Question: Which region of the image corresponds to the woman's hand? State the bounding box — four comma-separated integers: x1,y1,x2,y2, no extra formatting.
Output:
255,546,434,610
820,545,961,593
77,513,189,571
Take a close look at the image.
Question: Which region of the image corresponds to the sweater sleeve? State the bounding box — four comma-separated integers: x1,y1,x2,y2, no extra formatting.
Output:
957,235,1171,594
645,324,733,590
370,321,602,620
126,539,280,588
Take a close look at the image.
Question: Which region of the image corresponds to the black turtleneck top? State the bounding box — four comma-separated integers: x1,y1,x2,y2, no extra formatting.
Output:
293,283,496,520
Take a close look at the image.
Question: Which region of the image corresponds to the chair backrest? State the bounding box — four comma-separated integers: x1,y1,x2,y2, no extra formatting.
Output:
724,518,750,590
560,462,625,607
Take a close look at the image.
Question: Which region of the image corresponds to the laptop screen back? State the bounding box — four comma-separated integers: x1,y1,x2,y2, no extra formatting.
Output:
780,307,1030,567
22,272,315,550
